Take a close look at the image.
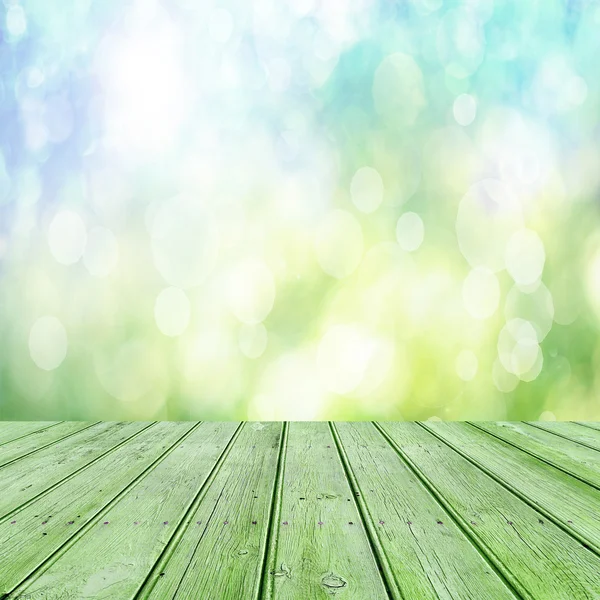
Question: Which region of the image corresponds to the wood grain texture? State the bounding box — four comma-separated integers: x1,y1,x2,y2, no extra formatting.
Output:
0,422,58,446
264,422,390,600
0,422,195,596
142,422,284,600
379,422,600,600
471,421,600,489
13,422,239,600
0,421,599,600
528,421,600,451
577,422,600,432
423,421,600,553
0,421,96,469
333,422,517,600
0,422,153,523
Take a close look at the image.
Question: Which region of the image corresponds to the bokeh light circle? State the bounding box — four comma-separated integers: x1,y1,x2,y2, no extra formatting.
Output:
83,227,119,278
227,258,276,324
455,349,478,381
505,229,546,287
453,93,477,126
350,167,384,214
47,211,87,266
154,287,191,337
238,323,268,359
462,267,500,320
373,53,425,128
396,212,424,252
29,316,68,371
498,319,542,379
456,179,523,272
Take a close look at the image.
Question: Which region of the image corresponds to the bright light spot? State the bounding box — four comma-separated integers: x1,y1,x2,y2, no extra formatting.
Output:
29,316,68,371
209,8,233,43
505,283,554,342
150,194,219,289
480,109,556,194
48,210,87,265
99,11,188,156
396,212,424,252
532,55,589,114
315,209,363,278
6,6,27,38
539,410,556,421
250,350,324,420
437,8,484,79
498,319,541,378
455,349,478,381
154,287,191,337
83,227,119,277
492,358,519,393
505,229,545,287
317,324,394,395
453,93,477,126
456,179,523,271
26,67,45,88
227,258,276,324
238,323,268,359
462,267,499,319
350,167,384,214
519,347,544,382
373,53,425,128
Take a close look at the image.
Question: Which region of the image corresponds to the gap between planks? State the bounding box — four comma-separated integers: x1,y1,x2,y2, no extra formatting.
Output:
371,422,528,600
4,423,205,599
418,422,600,558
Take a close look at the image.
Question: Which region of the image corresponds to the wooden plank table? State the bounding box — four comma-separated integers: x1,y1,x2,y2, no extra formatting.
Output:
0,421,598,599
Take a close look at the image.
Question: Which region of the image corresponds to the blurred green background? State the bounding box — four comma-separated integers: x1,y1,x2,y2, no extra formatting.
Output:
1,0,599,421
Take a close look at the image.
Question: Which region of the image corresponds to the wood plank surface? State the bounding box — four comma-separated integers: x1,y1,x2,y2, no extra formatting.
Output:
264,422,390,599
141,422,284,600
423,421,600,554
471,422,600,489
577,422,600,432
379,422,600,600
11,422,239,600
0,422,58,446
0,422,195,596
528,421,600,451
0,422,152,522
0,421,96,469
0,420,599,600
333,422,517,599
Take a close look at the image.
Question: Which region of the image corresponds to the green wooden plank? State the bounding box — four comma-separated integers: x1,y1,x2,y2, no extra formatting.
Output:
0,422,152,522
423,421,600,553
332,422,517,600
262,422,390,599
471,422,600,489
0,422,97,469
526,422,600,452
10,422,239,600
379,422,600,599
0,422,59,446
140,422,284,600
577,422,600,432
0,422,197,596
